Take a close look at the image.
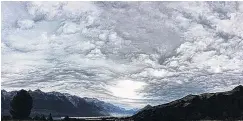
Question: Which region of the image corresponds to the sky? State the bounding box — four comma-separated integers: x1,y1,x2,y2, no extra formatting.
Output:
2,1,243,109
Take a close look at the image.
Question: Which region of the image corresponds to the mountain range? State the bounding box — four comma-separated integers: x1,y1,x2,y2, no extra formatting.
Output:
132,85,243,121
1,89,138,117
3,85,243,120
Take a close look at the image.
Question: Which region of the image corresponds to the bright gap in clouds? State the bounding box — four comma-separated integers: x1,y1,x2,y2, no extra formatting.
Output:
109,80,146,99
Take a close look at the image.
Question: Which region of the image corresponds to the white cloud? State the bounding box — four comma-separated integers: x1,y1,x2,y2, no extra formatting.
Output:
17,19,35,29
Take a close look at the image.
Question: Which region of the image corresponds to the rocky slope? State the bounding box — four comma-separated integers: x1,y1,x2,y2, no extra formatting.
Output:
1,89,137,117
132,85,243,121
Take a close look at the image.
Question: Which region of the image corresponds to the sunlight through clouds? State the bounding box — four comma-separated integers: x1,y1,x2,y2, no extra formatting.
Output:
108,80,147,99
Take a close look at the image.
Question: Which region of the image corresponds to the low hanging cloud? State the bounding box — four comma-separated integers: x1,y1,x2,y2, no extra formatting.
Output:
2,1,243,108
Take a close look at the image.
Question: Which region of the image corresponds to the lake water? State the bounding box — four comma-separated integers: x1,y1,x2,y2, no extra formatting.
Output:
53,116,128,120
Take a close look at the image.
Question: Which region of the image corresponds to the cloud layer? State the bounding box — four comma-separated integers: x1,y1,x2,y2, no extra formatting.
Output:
2,1,243,108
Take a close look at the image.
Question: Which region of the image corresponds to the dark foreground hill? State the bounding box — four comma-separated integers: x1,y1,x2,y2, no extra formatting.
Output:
1,89,137,117
132,85,243,121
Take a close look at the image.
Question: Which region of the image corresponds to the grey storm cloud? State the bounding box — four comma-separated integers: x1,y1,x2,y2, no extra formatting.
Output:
2,1,243,108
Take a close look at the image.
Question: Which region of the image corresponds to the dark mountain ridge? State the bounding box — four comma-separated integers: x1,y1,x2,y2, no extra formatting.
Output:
132,85,243,121
1,89,138,117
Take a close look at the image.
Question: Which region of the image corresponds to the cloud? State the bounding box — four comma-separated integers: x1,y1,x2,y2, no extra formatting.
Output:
2,1,243,108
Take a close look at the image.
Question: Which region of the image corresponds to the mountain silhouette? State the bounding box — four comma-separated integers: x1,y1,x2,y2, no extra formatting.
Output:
1,89,137,117
132,85,243,121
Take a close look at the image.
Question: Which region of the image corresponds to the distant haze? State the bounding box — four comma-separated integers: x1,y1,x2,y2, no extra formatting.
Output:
2,1,243,108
